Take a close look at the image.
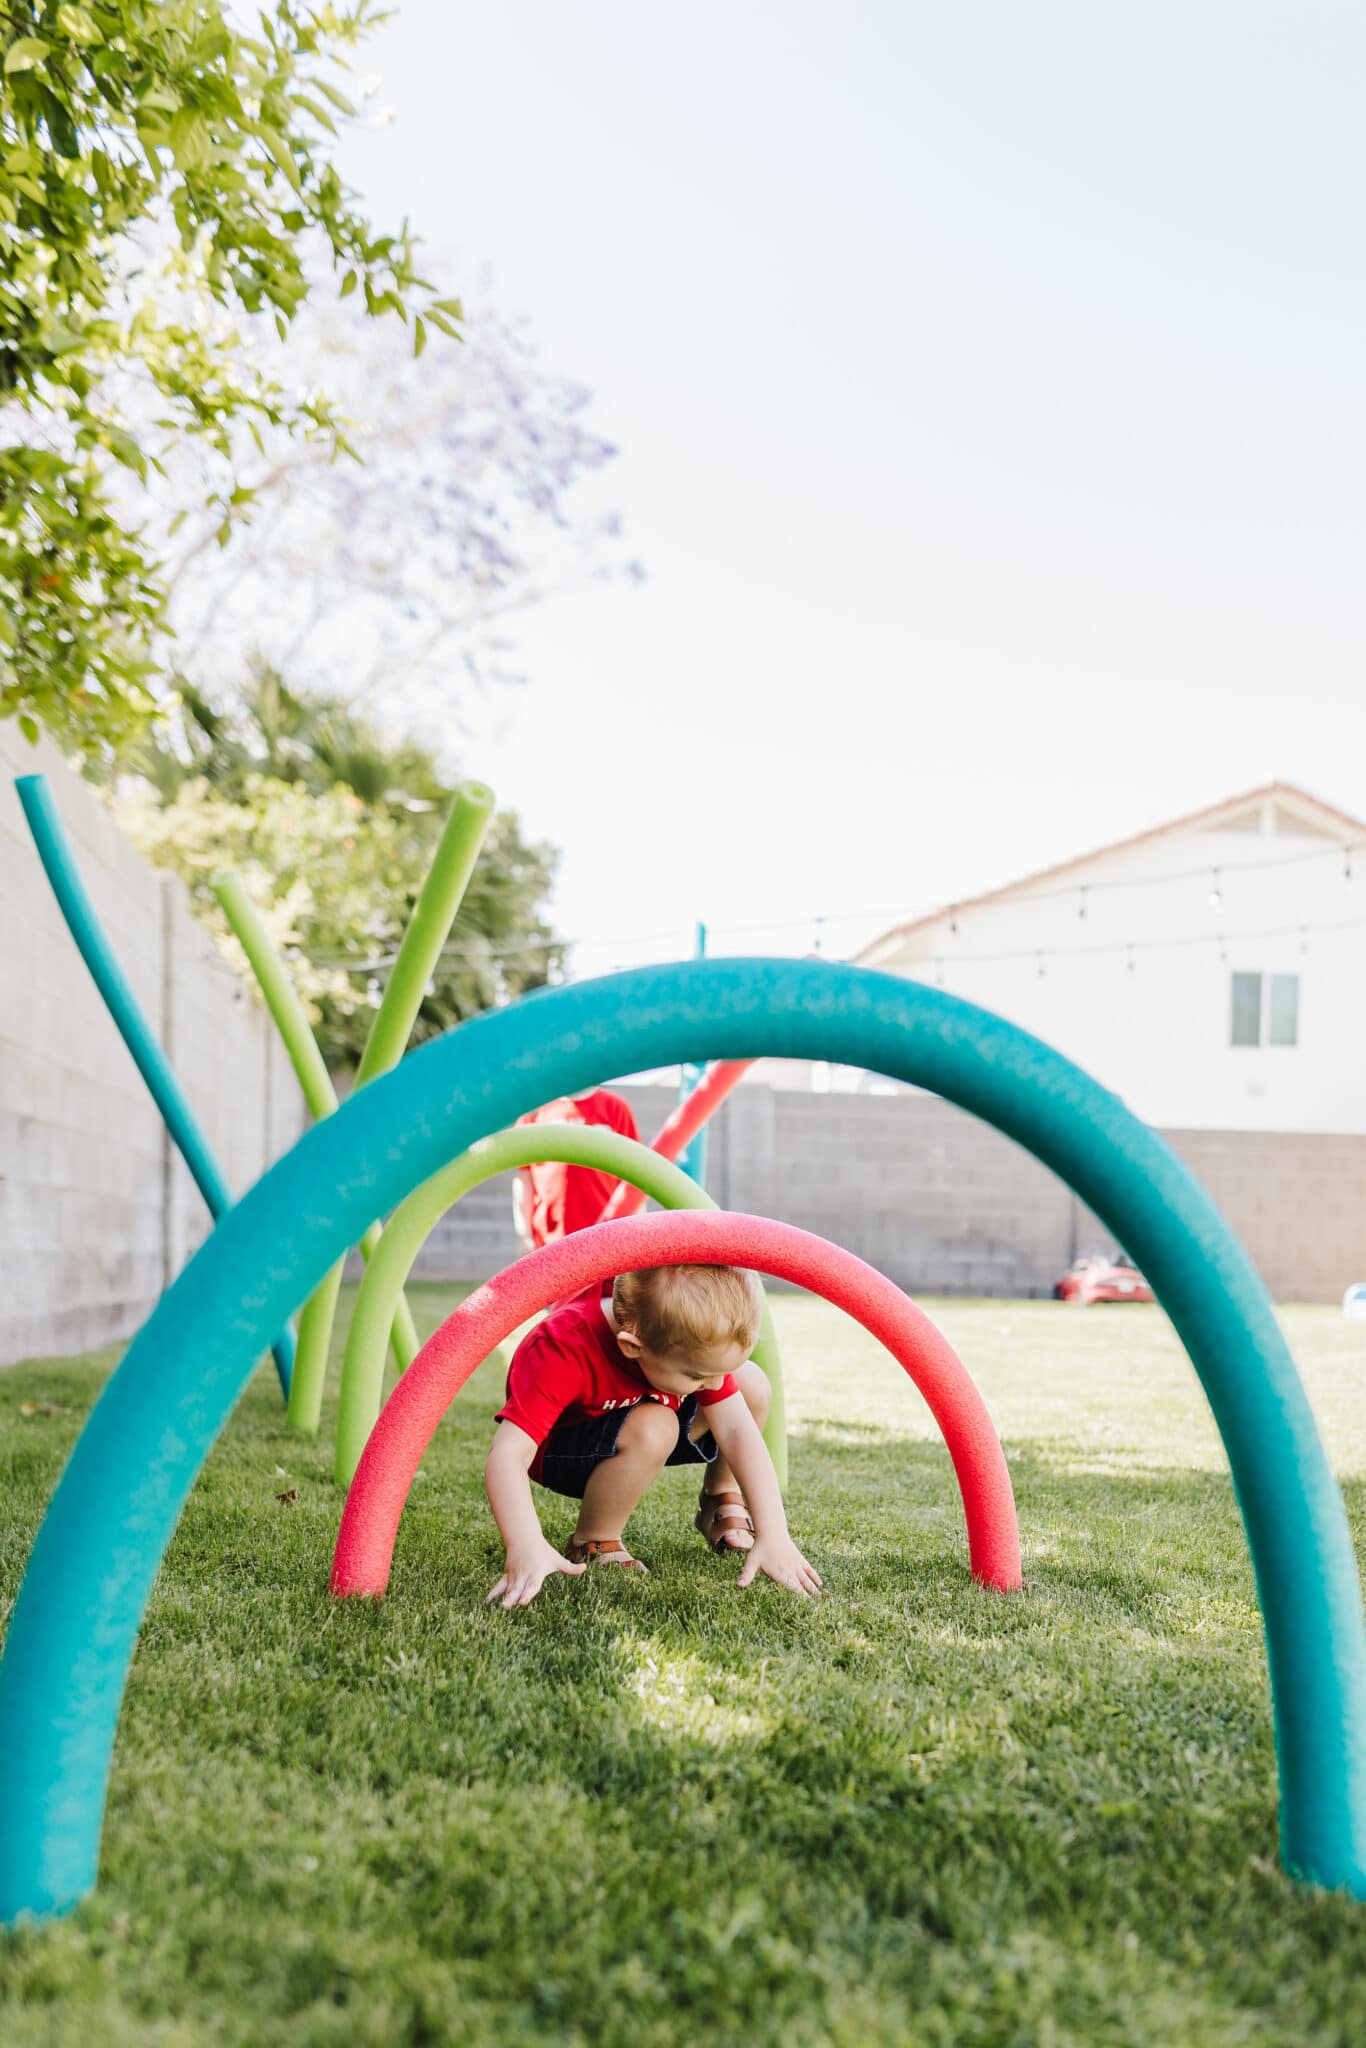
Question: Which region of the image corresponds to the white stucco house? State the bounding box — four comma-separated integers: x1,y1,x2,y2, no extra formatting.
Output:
813,782,1366,1134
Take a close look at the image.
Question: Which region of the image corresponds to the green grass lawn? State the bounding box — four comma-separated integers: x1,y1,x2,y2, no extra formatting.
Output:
4,1288,1366,2045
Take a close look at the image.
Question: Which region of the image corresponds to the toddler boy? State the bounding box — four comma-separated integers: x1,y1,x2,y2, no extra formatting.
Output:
485,1263,821,1607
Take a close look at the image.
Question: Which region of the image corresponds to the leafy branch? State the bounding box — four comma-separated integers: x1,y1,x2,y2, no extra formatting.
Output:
0,1,464,762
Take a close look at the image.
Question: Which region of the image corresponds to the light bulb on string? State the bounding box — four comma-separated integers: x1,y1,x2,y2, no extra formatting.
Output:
949,910,959,936
933,957,944,987
1036,952,1046,979
1300,927,1309,955
1078,885,1088,921
1346,845,1355,884
1208,868,1223,911
1127,944,1136,974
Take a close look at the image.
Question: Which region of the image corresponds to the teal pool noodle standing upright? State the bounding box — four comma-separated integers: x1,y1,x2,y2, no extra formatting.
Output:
15,774,294,1399
675,920,710,1185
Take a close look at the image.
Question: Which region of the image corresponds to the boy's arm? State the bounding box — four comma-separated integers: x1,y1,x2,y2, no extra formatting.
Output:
706,1398,823,1597
485,1421,585,1608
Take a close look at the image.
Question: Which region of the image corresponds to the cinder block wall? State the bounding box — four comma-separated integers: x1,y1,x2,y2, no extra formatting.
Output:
1161,1129,1366,1305
0,726,307,1366
406,1082,1087,1297
404,1080,1366,1306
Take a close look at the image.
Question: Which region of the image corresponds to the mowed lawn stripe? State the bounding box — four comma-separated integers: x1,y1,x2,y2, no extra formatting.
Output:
2,1288,1365,2045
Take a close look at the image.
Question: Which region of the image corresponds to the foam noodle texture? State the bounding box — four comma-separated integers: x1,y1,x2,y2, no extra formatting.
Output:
293,782,494,1425
212,869,420,1423
332,1208,1022,1599
603,1059,753,1220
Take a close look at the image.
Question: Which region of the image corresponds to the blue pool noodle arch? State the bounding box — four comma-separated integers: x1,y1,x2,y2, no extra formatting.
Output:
0,957,1363,1922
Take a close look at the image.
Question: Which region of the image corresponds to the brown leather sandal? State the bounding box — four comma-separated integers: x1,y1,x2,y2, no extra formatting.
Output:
564,1535,647,1570
695,1487,755,1552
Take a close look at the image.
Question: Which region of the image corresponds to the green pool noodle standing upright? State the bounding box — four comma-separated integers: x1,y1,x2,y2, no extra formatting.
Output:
211,872,421,1377
350,784,494,1089
277,779,496,1433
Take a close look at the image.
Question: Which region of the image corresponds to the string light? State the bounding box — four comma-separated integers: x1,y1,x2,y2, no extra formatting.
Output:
313,904,1366,984
1127,945,1136,974
305,835,1366,974
1036,952,1046,979
1208,868,1223,911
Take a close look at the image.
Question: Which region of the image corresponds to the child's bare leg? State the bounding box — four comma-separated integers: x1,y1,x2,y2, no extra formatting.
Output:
694,1362,771,1551
574,1400,680,1562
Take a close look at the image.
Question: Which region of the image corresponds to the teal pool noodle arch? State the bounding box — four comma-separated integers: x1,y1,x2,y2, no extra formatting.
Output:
0,957,1363,1923
15,774,293,1399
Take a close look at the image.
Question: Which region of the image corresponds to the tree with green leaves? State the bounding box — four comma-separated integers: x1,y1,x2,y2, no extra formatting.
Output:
0,1,461,765
118,667,562,1065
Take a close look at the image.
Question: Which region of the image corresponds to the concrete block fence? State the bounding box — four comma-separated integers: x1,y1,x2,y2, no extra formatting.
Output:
0,725,307,1367
3,723,1362,1367
397,1078,1366,1307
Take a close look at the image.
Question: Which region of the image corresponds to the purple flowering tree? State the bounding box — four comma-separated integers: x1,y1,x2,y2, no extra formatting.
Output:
158,260,639,737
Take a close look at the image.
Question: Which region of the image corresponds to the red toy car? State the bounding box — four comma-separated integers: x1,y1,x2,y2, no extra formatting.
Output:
1054,1254,1154,1305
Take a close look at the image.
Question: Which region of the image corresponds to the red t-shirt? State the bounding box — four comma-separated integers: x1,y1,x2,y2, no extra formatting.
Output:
497,1283,739,1480
515,1088,641,1244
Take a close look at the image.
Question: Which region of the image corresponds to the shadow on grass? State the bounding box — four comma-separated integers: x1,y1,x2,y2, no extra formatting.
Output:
87,1440,1364,2041
7,1353,1366,2043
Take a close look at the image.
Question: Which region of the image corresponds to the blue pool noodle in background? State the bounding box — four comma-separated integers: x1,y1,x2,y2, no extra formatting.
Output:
15,774,294,1399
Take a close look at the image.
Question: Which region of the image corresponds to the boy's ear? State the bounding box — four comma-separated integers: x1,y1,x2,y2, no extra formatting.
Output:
614,1325,644,1362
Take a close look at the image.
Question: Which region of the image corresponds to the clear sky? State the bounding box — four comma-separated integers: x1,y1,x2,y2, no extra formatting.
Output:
339,2,1364,979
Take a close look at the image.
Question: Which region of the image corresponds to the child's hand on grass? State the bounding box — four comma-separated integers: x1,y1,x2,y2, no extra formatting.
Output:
486,1538,585,1610
737,1533,823,1598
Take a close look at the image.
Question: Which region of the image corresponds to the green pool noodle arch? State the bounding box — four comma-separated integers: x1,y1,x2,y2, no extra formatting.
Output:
211,871,420,1378
14,774,295,1398
2,958,1365,1924
333,1124,788,1489
277,779,495,1433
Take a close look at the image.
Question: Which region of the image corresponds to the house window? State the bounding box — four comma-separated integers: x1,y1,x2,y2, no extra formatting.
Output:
1231,973,1261,1046
1230,971,1299,1048
1268,973,1299,1047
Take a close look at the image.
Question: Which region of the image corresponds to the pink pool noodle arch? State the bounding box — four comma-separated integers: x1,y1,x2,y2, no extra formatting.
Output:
602,1059,752,1221
331,1208,1022,1598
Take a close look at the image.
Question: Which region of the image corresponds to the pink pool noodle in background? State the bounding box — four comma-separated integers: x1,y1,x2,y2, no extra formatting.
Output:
602,1059,753,1220
330,1208,1022,1598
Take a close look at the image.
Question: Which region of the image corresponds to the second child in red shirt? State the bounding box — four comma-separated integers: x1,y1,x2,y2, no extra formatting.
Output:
512,1087,640,1248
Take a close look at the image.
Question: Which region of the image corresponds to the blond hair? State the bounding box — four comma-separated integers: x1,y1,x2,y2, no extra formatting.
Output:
613,1265,762,1365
